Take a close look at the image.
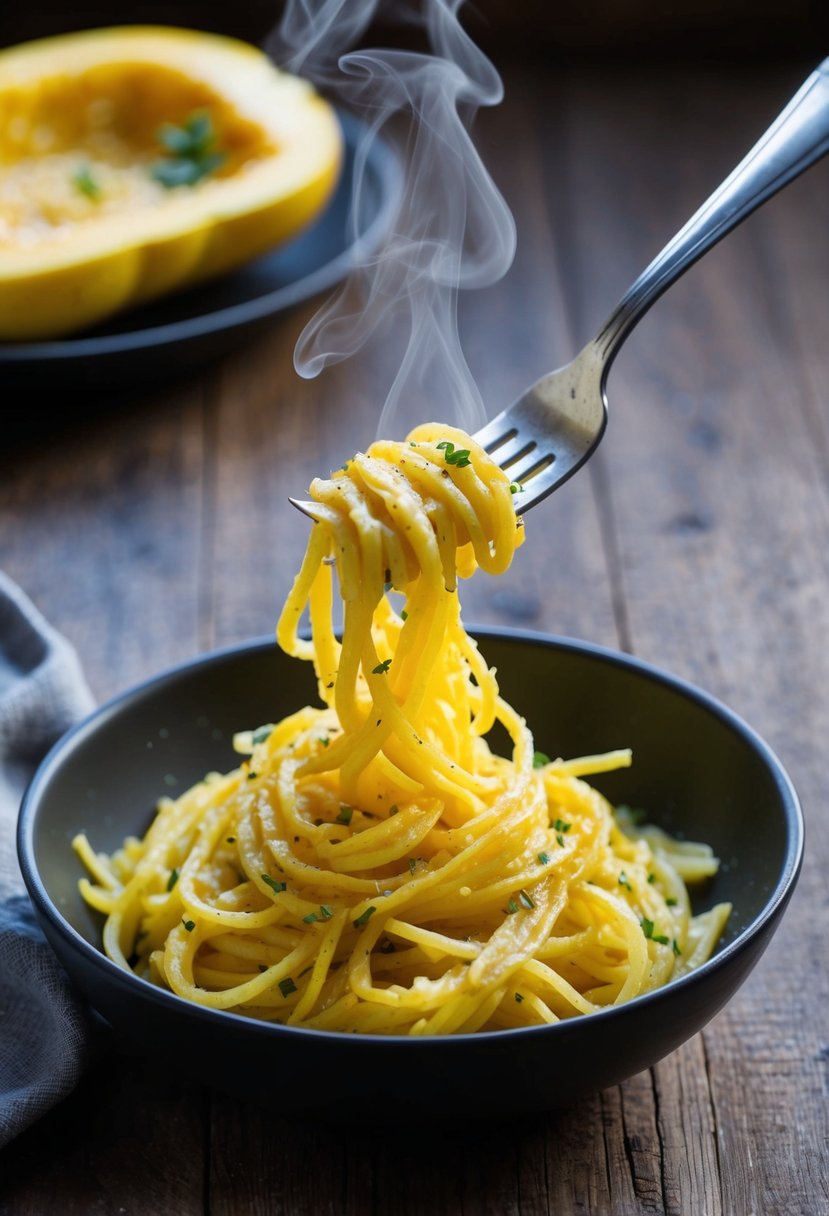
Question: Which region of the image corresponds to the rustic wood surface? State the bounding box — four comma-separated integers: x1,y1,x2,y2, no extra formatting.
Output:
1,55,828,1214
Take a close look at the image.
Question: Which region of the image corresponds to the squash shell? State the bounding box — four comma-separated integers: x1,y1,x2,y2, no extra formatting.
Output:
0,26,344,340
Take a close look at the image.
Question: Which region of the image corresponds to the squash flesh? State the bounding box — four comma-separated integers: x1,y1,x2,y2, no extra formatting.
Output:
0,28,343,339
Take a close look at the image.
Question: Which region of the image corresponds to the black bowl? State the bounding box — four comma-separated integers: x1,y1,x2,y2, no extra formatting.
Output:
18,630,803,1116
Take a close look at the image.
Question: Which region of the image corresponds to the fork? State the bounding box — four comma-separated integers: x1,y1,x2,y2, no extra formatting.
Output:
474,57,829,512
291,60,829,521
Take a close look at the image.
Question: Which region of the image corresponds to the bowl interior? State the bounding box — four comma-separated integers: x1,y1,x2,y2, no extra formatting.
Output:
26,629,797,956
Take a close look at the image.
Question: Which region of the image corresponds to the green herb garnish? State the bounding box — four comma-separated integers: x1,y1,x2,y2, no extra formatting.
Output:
72,164,101,200
166,867,179,892
505,898,519,915
182,919,196,932
537,851,550,865
618,871,632,892
514,992,524,1003
436,440,472,468
553,819,571,833
372,659,392,675
302,912,318,924
278,977,298,998
533,751,551,768
262,873,287,894
353,906,377,928
151,111,226,188
319,905,334,920
641,918,670,945
336,805,353,825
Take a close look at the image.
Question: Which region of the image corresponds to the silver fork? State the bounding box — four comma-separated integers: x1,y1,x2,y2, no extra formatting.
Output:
291,60,829,523
476,58,829,512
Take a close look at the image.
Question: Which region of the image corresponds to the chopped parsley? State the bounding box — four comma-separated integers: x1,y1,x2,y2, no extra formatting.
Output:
407,857,418,875
647,872,657,884
261,873,287,894
556,834,565,847
372,659,392,675
553,819,571,833
666,896,678,906
336,805,353,825
319,736,330,748
151,111,226,188
436,440,472,468
514,992,525,1003
319,905,334,920
532,751,551,768
247,771,258,780
353,906,376,928
618,871,632,892
302,912,318,924
672,939,682,956
182,919,196,933
166,867,179,892
72,164,101,200
278,977,298,998
400,609,409,622
641,918,670,945
537,851,551,866
504,898,519,915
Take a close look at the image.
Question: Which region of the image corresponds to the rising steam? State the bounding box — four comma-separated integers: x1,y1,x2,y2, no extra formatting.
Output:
269,0,516,436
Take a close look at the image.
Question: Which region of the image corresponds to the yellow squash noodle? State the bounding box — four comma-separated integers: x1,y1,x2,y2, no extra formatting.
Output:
75,423,730,1034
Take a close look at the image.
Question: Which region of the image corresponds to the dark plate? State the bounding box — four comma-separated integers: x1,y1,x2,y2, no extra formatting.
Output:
18,630,803,1116
0,110,403,392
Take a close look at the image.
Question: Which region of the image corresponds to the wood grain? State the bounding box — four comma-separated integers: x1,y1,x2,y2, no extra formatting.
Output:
2,56,827,1215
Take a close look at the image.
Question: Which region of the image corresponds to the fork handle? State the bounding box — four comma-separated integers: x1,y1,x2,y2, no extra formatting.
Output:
595,59,829,367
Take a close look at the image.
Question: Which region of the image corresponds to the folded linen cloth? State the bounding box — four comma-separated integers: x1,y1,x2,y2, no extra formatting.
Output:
0,571,96,1148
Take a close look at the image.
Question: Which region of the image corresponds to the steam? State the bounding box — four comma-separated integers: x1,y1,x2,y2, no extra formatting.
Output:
269,0,516,435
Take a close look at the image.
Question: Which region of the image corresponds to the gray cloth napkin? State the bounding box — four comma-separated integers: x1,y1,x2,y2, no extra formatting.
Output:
0,571,96,1148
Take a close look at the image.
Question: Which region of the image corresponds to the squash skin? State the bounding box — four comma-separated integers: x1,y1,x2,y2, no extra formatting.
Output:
0,27,343,340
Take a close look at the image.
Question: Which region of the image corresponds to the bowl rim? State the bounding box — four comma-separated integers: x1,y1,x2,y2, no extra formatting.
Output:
17,627,805,1048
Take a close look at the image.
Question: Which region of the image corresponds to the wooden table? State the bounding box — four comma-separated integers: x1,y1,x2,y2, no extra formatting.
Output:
2,54,827,1214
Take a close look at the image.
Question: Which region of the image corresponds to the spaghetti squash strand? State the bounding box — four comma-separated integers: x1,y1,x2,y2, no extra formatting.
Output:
76,424,728,1032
